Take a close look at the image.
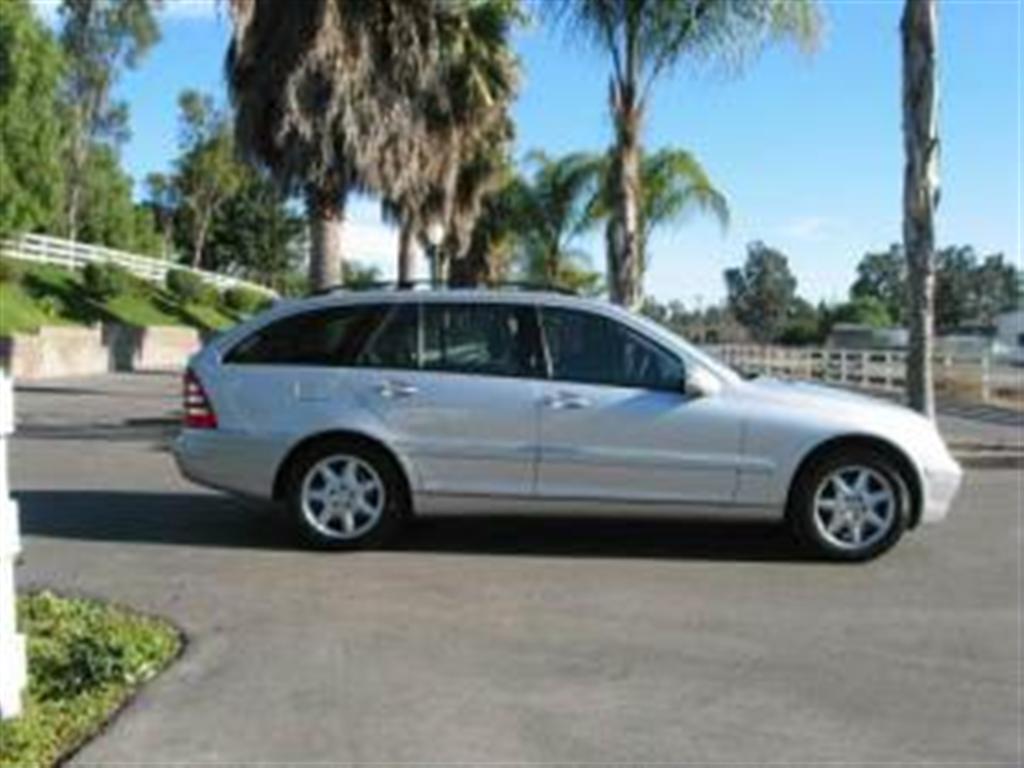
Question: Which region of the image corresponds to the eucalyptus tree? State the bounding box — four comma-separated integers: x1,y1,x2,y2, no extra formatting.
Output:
143,172,178,259
173,90,245,268
586,147,728,284
901,0,940,418
724,241,798,344
549,0,820,308
0,0,65,237
58,0,160,241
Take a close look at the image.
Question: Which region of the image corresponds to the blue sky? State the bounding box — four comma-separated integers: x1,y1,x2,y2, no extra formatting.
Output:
34,0,1021,306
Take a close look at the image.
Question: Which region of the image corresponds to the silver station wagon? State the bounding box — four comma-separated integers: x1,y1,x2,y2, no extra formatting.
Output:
174,287,962,561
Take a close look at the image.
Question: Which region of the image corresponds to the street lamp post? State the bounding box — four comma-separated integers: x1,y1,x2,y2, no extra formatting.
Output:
424,222,446,286
0,372,26,719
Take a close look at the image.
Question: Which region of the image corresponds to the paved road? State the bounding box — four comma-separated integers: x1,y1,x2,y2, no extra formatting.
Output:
9,374,1021,764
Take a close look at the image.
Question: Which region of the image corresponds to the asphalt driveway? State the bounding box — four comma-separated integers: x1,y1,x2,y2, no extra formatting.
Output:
9,373,1021,764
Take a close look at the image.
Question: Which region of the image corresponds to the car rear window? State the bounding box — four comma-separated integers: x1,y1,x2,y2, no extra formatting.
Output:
224,305,384,366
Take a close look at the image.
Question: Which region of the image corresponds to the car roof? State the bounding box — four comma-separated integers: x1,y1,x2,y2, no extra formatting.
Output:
274,288,618,313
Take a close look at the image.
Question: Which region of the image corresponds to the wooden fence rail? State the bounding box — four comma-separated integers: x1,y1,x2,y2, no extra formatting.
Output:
1,233,276,296
702,344,1008,404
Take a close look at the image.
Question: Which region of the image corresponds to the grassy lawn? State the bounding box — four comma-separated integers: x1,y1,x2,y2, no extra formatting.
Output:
0,592,182,768
0,259,244,336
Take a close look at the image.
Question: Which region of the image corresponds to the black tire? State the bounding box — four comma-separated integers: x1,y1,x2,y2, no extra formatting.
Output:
788,446,910,562
284,438,407,550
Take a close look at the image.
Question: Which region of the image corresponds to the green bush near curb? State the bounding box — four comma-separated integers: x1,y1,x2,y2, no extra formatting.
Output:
0,260,241,336
0,591,182,768
223,285,269,314
0,258,25,284
82,263,134,301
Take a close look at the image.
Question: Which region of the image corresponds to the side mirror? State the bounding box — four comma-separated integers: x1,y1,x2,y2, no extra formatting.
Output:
684,367,721,399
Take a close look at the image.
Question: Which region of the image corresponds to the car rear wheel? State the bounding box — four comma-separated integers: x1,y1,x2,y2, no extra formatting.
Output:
789,447,909,561
285,440,405,549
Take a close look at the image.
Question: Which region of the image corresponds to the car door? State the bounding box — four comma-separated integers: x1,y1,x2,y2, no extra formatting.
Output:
355,300,545,498
216,303,387,431
536,306,743,505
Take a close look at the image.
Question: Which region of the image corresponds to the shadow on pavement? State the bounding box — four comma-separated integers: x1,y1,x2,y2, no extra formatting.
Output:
16,490,804,562
18,490,288,550
394,515,803,562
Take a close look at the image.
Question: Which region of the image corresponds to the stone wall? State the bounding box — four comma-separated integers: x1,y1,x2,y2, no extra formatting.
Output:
0,324,203,379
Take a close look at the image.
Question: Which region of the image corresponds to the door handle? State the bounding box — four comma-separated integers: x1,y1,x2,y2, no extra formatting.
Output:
377,380,418,399
543,391,590,410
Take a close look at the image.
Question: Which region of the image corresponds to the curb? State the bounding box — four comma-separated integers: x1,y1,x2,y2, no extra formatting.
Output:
952,451,1023,470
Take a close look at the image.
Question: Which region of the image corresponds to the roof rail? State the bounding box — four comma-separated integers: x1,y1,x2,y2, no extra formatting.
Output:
308,280,578,297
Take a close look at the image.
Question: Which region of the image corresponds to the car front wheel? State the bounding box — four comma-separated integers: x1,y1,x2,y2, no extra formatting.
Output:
285,440,405,550
789,447,909,561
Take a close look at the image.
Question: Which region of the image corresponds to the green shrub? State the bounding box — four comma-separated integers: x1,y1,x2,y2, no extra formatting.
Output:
223,286,269,314
83,262,132,300
277,271,309,297
197,283,220,307
0,257,25,284
165,268,205,303
38,295,64,319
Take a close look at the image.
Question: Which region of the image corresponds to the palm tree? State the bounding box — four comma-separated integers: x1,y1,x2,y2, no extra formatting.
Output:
226,0,457,290
901,0,939,419
586,147,728,284
383,0,521,286
515,151,603,287
550,0,821,308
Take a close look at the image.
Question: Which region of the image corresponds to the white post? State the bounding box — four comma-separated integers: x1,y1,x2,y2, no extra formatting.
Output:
0,372,26,718
980,352,991,403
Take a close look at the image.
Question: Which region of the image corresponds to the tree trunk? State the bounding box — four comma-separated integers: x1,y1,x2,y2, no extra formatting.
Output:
397,220,415,286
428,243,451,285
65,95,95,242
901,0,940,419
607,96,644,309
306,186,345,291
191,212,210,269
65,127,87,242
449,247,490,287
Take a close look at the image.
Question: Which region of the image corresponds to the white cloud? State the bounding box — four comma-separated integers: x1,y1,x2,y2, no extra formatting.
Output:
32,0,222,25
342,218,400,278
777,215,835,243
158,0,222,20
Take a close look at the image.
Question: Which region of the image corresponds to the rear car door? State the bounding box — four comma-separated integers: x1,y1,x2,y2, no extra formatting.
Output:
355,300,545,498
209,304,388,492
536,306,742,505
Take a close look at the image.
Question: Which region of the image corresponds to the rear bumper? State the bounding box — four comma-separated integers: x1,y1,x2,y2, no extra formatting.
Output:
919,458,963,524
173,429,279,499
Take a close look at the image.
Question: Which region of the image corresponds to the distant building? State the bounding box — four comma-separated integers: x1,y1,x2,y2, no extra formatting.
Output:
995,309,1024,364
826,324,908,350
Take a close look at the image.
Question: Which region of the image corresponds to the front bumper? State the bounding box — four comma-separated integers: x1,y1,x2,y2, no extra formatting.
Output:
919,458,964,524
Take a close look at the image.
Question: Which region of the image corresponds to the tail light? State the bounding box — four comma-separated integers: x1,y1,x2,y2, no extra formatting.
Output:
183,369,218,429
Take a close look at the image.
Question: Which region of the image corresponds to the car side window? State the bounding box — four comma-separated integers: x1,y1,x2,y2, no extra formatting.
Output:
421,303,544,379
224,306,383,366
356,304,420,370
541,307,685,391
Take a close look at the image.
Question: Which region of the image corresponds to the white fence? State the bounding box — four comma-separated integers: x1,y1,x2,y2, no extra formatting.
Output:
1,233,276,296
704,344,1019,405
0,373,25,718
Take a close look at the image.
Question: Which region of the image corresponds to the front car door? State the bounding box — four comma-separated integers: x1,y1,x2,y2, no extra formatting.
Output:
536,306,743,506
356,299,546,500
